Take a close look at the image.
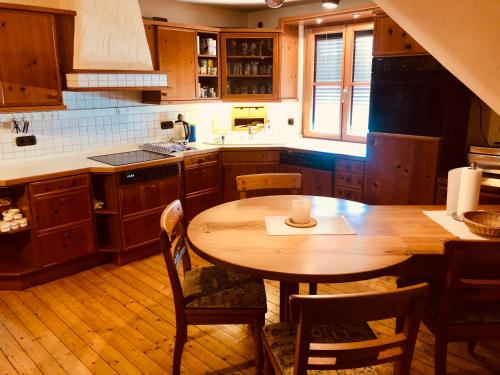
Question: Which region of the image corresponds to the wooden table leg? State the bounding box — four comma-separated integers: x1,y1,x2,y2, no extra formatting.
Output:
279,281,299,322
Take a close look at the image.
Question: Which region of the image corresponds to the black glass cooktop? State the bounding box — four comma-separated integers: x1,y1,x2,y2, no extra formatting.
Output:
88,150,174,166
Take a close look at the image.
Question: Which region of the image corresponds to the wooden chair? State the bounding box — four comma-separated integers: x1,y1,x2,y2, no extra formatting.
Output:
160,200,267,374
236,173,302,199
419,240,500,375
236,172,319,296
262,283,429,375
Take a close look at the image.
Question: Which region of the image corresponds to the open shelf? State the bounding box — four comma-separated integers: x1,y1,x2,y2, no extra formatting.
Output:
227,55,273,59
228,75,273,78
0,225,30,235
95,209,119,215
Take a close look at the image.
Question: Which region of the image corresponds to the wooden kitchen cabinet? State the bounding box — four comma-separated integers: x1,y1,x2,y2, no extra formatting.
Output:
221,32,280,100
37,222,95,267
333,159,365,202
279,151,335,197
222,150,280,202
183,152,222,221
373,14,427,57
30,174,96,268
364,132,440,204
143,26,197,102
0,5,73,111
92,164,180,265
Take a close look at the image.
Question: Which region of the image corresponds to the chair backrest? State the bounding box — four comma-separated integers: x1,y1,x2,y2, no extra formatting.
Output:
288,283,429,375
236,173,302,199
159,200,192,314
438,239,500,325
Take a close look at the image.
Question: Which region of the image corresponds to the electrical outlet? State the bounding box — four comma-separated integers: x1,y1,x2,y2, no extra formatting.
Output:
161,121,174,129
16,135,36,147
288,118,294,126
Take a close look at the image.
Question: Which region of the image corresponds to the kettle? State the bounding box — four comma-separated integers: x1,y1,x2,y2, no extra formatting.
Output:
174,114,190,142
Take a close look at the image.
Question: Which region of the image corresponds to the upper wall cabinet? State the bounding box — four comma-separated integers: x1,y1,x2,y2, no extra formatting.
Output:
0,4,75,112
143,21,220,103
221,32,280,101
373,14,427,56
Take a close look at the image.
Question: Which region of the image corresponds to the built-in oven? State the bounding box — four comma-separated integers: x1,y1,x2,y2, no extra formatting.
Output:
368,55,447,136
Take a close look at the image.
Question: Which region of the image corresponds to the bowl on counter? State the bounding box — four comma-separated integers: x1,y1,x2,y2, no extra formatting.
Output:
463,210,500,238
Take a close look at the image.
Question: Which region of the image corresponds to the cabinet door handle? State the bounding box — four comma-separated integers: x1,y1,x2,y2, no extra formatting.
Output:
404,43,412,49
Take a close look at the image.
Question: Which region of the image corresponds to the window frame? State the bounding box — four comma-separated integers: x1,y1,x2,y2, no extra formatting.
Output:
302,21,374,143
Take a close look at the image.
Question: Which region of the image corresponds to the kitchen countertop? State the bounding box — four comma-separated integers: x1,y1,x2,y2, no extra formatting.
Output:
0,138,366,186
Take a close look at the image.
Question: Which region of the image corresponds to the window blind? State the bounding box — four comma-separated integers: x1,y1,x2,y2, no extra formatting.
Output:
353,30,373,82
314,33,343,82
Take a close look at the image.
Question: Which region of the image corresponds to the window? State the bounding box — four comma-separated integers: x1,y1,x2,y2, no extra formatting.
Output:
303,23,373,142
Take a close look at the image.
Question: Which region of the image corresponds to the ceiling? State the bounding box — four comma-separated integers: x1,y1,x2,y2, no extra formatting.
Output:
175,0,317,11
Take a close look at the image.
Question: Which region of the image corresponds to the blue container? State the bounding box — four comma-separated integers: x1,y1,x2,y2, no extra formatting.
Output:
188,124,197,142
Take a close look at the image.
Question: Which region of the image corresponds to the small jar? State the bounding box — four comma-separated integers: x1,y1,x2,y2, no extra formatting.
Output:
0,222,10,232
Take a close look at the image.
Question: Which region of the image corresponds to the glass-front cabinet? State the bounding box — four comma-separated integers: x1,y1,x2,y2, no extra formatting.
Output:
221,32,280,100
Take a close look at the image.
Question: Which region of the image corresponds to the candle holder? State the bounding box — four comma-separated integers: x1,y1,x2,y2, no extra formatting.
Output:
285,217,317,228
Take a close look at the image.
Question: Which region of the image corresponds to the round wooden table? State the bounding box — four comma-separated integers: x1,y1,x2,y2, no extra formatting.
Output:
187,195,449,320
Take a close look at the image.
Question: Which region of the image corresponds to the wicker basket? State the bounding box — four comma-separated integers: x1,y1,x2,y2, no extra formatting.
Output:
463,211,500,238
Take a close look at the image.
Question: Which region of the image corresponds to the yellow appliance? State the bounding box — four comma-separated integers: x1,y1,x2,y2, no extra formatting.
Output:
231,106,267,131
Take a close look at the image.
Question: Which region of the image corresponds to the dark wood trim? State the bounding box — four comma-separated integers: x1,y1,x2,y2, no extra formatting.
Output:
0,105,67,112
0,2,76,16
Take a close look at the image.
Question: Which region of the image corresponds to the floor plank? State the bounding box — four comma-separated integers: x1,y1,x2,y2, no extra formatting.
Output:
0,253,499,374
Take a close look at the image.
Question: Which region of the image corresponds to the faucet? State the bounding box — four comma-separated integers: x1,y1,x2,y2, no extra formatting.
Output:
247,125,255,139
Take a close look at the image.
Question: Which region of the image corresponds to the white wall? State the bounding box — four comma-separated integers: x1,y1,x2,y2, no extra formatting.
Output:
247,0,374,28
139,0,248,27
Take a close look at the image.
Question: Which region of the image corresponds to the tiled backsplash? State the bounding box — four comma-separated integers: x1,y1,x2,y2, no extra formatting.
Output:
0,91,300,161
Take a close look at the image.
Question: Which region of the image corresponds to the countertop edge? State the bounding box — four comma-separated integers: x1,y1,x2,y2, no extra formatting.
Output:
0,144,365,187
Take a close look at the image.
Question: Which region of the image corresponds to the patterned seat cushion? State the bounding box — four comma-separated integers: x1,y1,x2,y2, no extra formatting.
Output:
183,266,267,309
398,277,500,325
427,291,500,325
263,322,378,375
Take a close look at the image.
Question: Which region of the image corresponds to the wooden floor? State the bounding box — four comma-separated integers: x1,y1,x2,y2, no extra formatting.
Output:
0,254,499,374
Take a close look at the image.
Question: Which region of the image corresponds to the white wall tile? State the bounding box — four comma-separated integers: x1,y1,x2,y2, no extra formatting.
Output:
0,91,301,161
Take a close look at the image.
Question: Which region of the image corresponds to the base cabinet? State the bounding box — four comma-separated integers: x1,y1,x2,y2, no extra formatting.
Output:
93,164,180,265
222,150,280,202
183,152,222,221
30,174,95,268
37,222,94,267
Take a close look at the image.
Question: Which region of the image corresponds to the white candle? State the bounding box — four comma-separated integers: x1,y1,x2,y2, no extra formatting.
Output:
291,199,311,224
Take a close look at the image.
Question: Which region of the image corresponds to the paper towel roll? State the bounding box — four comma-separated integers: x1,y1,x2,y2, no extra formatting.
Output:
456,167,483,217
446,167,464,215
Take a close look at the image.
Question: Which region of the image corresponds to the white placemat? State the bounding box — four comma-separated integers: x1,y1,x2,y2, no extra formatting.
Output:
264,215,356,236
423,210,485,240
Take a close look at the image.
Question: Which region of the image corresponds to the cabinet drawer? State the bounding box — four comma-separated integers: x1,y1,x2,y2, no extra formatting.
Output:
30,174,89,196
222,151,280,163
120,176,179,216
334,187,364,202
184,152,219,168
37,222,95,267
185,190,221,221
122,209,163,250
335,172,364,190
33,189,92,232
335,159,365,175
185,164,220,194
